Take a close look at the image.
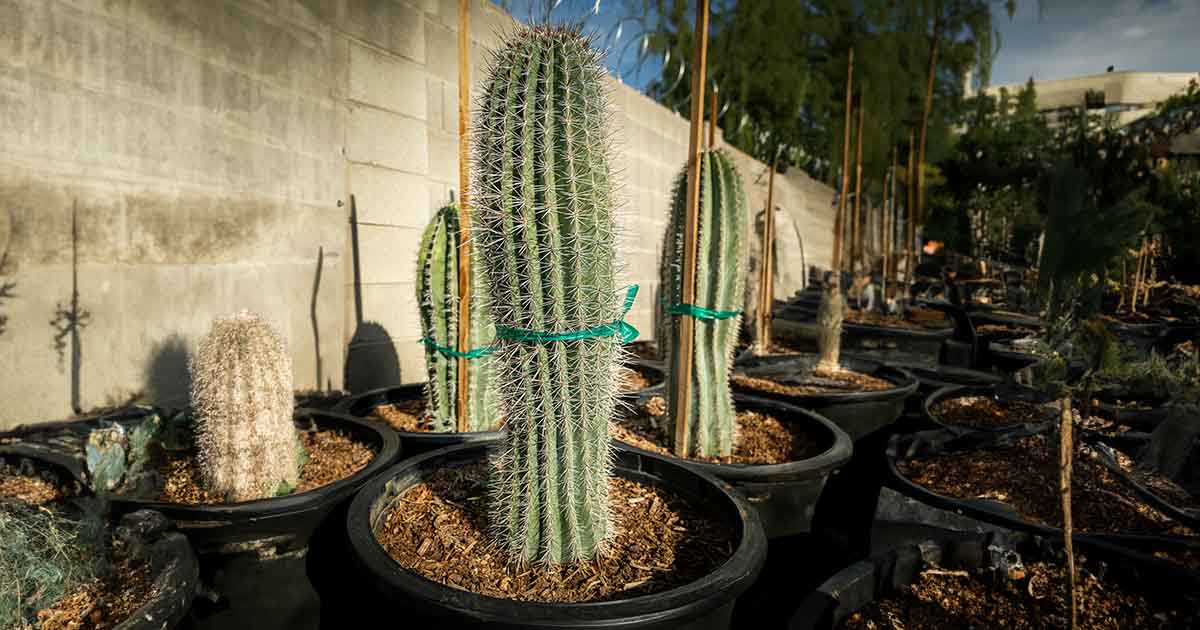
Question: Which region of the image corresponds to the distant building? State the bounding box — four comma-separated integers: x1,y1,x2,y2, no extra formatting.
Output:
970,70,1199,159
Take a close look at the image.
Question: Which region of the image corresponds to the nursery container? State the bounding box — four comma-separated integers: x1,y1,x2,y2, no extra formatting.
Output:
340,442,768,629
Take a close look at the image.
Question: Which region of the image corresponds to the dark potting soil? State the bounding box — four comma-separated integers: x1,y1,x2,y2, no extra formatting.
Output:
375,462,736,603
974,324,1039,336
846,307,950,330
1107,445,1200,513
157,429,375,504
839,560,1193,629
897,434,1193,539
611,396,824,465
36,553,153,630
930,395,1058,429
0,474,63,504
733,368,893,398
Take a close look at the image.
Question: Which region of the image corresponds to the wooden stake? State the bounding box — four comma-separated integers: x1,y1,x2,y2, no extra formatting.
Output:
906,131,916,288
1060,398,1078,630
672,0,710,457
758,158,777,349
833,48,854,278
852,89,865,274
883,147,894,296
455,0,471,433
708,86,718,149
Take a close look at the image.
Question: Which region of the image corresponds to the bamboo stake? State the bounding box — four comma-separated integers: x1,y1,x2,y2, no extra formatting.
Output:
1132,237,1146,314
852,89,865,275
672,0,710,457
1060,398,1077,630
917,15,942,229
833,48,854,278
454,0,472,433
760,158,777,349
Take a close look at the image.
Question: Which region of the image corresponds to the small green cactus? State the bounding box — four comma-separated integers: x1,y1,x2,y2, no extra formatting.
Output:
416,204,499,432
473,25,620,565
660,150,748,459
191,310,300,502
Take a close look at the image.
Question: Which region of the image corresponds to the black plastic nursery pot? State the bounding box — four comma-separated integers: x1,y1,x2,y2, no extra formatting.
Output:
921,384,1057,435
893,364,1003,414
111,510,201,630
341,441,768,629
788,529,1199,629
884,427,1200,580
734,354,918,442
619,393,853,540
107,409,399,553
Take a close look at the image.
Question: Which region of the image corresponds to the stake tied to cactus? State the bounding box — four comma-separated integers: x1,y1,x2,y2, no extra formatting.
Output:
473,25,624,565
417,203,500,432
660,150,748,459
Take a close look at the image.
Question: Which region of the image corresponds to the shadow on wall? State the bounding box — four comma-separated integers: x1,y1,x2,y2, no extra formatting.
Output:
344,321,401,394
145,334,191,410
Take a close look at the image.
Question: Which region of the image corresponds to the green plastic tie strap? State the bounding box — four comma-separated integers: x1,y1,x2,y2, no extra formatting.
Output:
420,337,496,360
494,285,640,345
669,303,742,321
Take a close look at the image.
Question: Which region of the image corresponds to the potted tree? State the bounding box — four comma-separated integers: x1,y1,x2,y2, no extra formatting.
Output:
341,26,767,629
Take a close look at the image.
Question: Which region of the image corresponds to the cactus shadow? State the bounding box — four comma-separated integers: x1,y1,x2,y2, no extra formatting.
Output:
144,334,192,410
344,321,402,394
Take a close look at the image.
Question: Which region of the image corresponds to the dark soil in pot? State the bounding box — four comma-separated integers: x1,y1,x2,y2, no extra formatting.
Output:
611,394,851,539
342,442,767,629
923,385,1058,433
893,430,1200,571
835,542,1193,629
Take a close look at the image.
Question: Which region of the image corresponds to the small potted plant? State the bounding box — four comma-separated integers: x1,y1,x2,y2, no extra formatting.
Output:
341,26,766,629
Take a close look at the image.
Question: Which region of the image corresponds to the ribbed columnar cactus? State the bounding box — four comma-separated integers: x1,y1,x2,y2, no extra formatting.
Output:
473,26,620,565
660,150,748,458
191,310,299,502
416,204,499,432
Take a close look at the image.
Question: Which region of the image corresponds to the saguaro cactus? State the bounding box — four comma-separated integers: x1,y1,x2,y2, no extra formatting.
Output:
416,204,499,432
660,150,747,458
473,26,621,565
191,310,299,502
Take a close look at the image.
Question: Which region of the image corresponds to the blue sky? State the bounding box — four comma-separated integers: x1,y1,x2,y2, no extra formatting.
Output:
498,0,1200,92
989,0,1200,86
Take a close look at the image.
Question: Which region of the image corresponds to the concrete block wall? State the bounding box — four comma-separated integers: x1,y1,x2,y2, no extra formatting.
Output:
0,0,835,427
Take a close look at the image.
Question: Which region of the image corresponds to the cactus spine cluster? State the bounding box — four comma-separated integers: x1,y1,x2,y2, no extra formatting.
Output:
416,204,499,432
660,150,748,458
191,310,299,502
473,26,620,565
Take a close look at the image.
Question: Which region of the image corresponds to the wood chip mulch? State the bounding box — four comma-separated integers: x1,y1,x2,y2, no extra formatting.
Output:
375,462,736,603
733,368,893,398
897,434,1193,539
930,395,1058,429
159,429,375,504
840,560,1193,629
975,324,1039,336
617,366,656,392
612,397,824,465
371,398,430,433
37,547,155,630
846,308,951,330
0,474,64,505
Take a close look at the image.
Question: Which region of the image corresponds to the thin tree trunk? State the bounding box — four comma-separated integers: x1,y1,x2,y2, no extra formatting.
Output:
906,132,916,289
819,47,854,374
853,90,865,275
1132,238,1146,314
833,48,854,277
917,15,942,229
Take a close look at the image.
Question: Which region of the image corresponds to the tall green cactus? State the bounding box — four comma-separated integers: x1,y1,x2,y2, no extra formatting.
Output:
473,26,620,565
192,310,300,502
660,150,748,459
416,204,499,432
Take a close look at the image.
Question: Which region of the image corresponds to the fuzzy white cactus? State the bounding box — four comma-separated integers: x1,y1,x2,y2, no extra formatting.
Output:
190,310,299,502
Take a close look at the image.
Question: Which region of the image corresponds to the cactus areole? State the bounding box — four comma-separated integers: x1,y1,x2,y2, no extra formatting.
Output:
417,204,499,433
661,150,748,459
473,26,625,565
